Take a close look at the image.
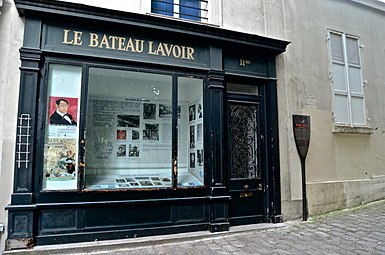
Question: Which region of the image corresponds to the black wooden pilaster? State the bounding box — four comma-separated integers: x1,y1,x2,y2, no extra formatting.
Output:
266,56,282,223
7,17,42,250
206,62,230,230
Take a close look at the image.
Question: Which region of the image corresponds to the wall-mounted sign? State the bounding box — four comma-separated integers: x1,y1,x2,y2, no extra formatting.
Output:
293,114,311,159
42,22,209,68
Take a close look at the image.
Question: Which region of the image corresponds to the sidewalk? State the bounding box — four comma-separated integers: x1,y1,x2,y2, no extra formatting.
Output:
4,199,385,255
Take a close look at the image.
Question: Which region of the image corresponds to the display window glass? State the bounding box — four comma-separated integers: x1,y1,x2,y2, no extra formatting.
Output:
42,63,204,191
177,77,204,187
43,64,82,190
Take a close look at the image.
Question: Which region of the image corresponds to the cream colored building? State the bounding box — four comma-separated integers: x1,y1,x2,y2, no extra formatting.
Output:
0,0,384,252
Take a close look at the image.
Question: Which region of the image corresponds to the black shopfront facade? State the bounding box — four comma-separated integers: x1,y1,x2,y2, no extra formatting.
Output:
7,0,289,249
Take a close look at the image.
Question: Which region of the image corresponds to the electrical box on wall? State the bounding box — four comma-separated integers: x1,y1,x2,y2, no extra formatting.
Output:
0,223,4,232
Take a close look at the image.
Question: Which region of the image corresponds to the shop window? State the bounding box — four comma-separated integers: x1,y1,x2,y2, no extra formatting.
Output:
151,0,208,22
42,64,204,191
328,31,366,126
43,64,82,190
178,77,204,187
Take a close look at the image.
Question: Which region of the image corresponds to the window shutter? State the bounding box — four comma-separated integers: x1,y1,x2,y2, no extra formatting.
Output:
330,33,344,62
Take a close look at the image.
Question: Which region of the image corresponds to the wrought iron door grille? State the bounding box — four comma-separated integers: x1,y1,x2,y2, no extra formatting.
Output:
229,104,259,179
151,0,209,22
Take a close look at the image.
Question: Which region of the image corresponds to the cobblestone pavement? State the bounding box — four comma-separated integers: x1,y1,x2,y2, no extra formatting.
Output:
85,200,385,255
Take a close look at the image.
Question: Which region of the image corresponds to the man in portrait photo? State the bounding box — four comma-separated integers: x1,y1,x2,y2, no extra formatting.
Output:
49,98,77,125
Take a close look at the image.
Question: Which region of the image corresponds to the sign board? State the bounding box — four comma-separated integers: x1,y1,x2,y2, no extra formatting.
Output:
292,115,311,159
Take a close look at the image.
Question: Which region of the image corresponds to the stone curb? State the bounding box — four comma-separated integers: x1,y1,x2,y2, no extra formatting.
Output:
3,223,288,255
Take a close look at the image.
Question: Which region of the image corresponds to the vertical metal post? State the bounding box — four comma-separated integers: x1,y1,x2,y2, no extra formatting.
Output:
301,157,308,221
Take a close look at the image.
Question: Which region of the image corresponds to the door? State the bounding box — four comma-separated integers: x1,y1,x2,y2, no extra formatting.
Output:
226,83,266,225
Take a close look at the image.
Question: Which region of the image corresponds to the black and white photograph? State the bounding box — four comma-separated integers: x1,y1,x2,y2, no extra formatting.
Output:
117,115,140,128
159,104,172,118
143,123,159,140
197,103,203,119
143,103,156,120
132,130,139,140
197,149,203,166
128,144,140,157
197,123,202,143
190,152,195,168
116,144,126,157
190,125,195,149
189,104,196,121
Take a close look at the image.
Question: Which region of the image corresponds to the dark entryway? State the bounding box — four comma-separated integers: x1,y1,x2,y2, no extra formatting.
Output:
226,82,266,225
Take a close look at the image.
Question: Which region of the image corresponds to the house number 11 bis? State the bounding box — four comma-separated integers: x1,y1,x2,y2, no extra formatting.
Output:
240,59,251,66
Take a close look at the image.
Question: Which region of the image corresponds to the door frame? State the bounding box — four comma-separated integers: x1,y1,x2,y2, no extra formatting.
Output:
224,81,269,225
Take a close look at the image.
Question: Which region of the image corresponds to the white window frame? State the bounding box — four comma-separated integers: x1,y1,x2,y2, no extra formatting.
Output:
327,30,367,127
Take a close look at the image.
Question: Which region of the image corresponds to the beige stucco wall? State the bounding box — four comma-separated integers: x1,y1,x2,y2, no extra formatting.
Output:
271,0,385,217
0,0,23,252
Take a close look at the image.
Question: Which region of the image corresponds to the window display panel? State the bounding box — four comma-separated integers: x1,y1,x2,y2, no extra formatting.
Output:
43,64,82,190
177,77,204,187
84,68,173,190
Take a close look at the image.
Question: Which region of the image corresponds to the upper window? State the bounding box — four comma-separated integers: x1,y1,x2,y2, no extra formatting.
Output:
328,31,366,126
151,0,208,22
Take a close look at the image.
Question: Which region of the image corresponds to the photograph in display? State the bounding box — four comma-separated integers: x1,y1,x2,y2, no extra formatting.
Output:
128,144,140,157
117,115,140,127
143,103,156,120
132,130,139,140
189,104,196,121
197,102,203,119
159,104,182,118
159,104,172,118
190,152,195,168
197,149,203,166
190,125,195,149
196,123,202,144
48,97,78,126
143,123,159,140
116,130,127,140
116,144,127,158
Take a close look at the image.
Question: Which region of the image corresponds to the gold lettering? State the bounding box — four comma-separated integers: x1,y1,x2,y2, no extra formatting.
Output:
73,31,83,46
117,37,126,51
163,44,173,56
186,47,194,60
98,34,111,49
135,40,144,53
148,41,157,55
89,33,99,47
63,29,73,45
172,45,181,58
156,43,166,56
109,36,119,49
181,46,186,59
125,38,136,52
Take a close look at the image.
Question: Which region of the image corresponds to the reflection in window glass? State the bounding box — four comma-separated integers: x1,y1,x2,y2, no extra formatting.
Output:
178,77,204,187
84,68,173,190
43,64,82,190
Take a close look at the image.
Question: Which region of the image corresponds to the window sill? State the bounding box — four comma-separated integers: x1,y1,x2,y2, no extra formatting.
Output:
332,125,374,134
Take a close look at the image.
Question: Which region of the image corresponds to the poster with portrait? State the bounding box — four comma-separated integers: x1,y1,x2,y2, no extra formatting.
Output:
48,96,78,126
